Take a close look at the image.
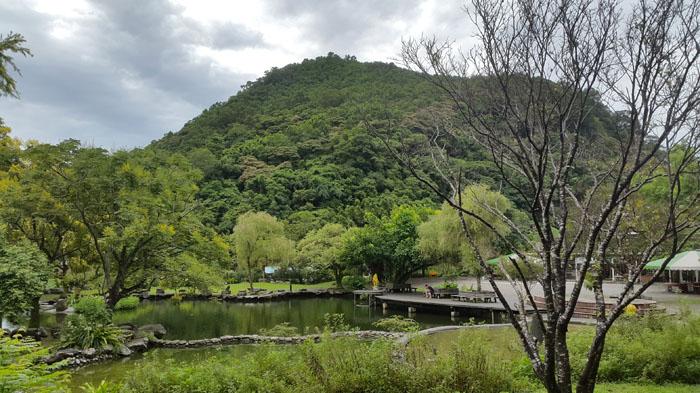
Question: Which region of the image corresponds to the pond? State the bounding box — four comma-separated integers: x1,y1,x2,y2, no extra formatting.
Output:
30,296,494,390
35,296,483,340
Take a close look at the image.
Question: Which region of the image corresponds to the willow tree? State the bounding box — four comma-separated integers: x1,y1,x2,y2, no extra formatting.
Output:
387,1,700,392
232,211,289,290
419,184,519,291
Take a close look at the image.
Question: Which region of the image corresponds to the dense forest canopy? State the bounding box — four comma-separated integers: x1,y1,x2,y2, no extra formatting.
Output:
152,53,618,239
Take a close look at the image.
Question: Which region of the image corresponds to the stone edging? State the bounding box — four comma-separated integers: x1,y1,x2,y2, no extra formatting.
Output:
48,330,403,370
48,325,515,370
140,289,351,302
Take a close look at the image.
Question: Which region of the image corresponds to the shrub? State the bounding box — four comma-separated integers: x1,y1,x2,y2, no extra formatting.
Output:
119,335,524,393
341,275,367,290
259,322,300,337
80,381,121,393
438,280,458,290
60,314,124,350
322,313,351,332
373,315,420,332
114,296,140,311
74,296,111,324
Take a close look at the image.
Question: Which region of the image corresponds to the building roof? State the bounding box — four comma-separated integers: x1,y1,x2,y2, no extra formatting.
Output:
486,254,519,266
643,250,700,271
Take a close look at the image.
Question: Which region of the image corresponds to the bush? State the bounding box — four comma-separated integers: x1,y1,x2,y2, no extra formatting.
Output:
568,312,700,384
322,313,351,332
80,381,122,393
259,322,300,337
438,280,458,290
60,314,124,350
341,275,367,290
114,296,140,311
373,315,420,332
74,296,111,324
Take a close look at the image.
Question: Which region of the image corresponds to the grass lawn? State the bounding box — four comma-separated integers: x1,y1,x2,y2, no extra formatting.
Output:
40,281,338,301
151,281,337,295
559,383,699,392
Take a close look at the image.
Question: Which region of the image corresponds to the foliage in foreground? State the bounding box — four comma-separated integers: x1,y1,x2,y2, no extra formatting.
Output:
258,322,300,337
0,330,68,393
115,335,526,393
373,315,420,332
567,312,700,384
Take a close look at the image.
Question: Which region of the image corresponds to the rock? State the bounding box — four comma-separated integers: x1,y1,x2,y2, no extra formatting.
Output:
55,298,68,312
116,345,132,357
44,348,81,364
81,348,97,358
9,327,26,337
45,287,65,295
155,288,165,295
25,327,49,340
135,324,167,339
126,337,149,352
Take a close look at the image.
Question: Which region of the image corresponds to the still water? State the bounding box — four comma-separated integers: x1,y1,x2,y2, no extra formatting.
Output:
57,297,487,390
39,297,474,340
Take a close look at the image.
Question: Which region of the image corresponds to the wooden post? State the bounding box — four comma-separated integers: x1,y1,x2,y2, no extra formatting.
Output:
408,306,416,313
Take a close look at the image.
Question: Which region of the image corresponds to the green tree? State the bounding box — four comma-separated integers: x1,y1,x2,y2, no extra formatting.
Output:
296,223,348,287
45,146,218,308
0,31,31,98
232,211,289,290
0,235,49,327
340,205,432,288
0,141,87,291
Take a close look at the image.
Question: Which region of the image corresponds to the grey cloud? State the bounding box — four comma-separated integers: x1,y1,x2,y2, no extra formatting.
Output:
265,0,423,54
0,0,260,147
0,0,467,149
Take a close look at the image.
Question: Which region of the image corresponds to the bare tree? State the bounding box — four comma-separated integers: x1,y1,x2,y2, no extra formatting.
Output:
377,0,700,392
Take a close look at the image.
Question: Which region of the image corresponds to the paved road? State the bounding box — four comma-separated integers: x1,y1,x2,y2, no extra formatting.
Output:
408,277,700,314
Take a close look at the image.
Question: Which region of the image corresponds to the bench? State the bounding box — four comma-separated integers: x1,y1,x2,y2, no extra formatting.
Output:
451,292,498,303
390,284,418,293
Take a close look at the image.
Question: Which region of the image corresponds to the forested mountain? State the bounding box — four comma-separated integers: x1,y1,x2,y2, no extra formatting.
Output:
151,53,612,240
153,54,442,238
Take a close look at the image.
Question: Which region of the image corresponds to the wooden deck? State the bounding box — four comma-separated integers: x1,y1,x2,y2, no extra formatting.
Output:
376,293,532,312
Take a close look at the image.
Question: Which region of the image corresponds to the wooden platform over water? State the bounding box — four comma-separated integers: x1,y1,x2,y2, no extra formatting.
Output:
376,293,533,313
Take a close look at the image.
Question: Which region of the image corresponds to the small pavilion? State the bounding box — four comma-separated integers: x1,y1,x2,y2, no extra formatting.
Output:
643,250,700,293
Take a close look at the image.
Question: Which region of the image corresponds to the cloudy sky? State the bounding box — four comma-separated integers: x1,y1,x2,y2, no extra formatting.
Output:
1,0,470,149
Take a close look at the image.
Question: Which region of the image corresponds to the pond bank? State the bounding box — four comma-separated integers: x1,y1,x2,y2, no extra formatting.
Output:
139,288,350,302
49,330,405,370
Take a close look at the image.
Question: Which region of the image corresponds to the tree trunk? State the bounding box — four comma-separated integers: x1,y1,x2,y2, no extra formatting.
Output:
106,285,121,310
576,329,607,393
334,268,342,288
247,257,254,290
476,275,482,292
28,297,41,329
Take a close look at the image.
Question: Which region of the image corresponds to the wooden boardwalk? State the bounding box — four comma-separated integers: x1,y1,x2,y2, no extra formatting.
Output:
376,293,534,313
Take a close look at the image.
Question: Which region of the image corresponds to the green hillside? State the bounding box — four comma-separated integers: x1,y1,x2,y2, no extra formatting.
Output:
152,53,612,239
153,54,488,238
